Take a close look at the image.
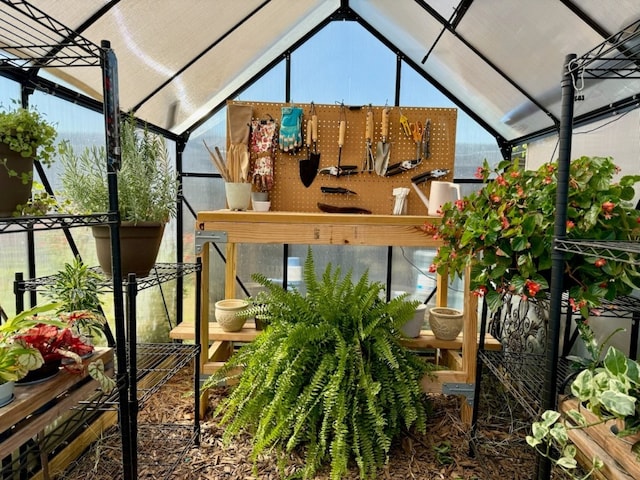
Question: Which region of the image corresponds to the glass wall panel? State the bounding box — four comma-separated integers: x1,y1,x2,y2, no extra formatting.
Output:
291,22,396,105
400,61,503,177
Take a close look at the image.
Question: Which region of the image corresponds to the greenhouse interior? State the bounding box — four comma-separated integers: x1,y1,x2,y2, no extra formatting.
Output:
1,1,640,479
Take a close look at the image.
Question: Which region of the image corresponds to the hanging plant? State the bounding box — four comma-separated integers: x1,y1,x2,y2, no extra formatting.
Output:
426,156,640,318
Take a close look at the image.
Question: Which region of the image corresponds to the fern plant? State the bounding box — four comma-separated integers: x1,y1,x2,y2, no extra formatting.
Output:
202,251,431,479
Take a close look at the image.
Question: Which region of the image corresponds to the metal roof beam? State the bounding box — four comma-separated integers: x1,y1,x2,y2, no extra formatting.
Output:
414,0,558,129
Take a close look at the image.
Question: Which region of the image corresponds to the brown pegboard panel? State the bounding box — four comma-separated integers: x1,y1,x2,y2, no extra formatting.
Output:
230,101,456,215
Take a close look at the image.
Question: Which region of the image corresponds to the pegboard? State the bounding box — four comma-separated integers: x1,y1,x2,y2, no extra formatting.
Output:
229,100,457,215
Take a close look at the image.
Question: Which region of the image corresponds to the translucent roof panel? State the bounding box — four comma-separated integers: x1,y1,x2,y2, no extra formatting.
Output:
1,0,639,143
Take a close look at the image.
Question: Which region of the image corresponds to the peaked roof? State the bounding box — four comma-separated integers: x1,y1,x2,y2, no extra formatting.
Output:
1,0,639,146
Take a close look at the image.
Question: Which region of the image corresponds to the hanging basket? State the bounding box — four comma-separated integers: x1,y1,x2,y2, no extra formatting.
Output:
91,222,165,278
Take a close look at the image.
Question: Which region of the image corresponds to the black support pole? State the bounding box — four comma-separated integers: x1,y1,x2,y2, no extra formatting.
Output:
100,39,133,480
538,53,576,480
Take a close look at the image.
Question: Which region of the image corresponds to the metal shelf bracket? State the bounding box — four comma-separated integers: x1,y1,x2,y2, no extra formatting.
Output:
442,382,475,405
195,230,227,254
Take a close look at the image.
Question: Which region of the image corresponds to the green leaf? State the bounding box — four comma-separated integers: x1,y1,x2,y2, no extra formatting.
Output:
541,410,561,427
526,435,542,447
512,235,529,252
571,370,594,400
550,424,569,444
531,422,549,440
604,346,628,377
600,390,636,417
566,409,587,427
556,456,577,469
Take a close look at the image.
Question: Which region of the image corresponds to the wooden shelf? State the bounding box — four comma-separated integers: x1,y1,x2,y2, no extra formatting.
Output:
171,322,501,351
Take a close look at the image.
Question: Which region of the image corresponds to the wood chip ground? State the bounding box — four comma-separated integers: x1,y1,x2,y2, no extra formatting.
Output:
58,364,578,480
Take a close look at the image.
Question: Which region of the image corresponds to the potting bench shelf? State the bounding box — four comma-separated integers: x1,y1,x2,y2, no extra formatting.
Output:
192,210,497,422
171,321,502,351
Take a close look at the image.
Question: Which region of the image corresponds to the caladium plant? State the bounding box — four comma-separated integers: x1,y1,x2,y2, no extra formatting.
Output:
14,323,94,372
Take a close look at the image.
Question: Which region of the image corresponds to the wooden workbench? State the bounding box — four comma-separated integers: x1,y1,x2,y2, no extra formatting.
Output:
187,210,494,421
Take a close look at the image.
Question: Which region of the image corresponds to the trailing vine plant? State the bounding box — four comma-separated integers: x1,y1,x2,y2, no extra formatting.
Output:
202,250,431,479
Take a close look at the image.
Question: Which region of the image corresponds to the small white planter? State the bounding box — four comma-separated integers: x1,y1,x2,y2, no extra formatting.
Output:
401,304,427,338
225,182,251,211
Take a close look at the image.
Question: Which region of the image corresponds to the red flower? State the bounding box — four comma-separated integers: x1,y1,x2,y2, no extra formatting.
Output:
602,201,615,213
474,167,484,179
524,279,541,296
594,258,606,268
566,220,575,229
473,286,488,297
496,175,508,186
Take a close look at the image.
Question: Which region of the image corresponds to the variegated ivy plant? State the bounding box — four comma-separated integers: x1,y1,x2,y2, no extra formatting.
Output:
527,344,640,478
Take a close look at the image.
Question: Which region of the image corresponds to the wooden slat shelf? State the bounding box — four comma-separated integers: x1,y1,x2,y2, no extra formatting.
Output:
0,348,114,467
171,322,502,351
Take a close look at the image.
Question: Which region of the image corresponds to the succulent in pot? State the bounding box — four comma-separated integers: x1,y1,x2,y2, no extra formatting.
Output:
59,114,178,277
0,101,59,217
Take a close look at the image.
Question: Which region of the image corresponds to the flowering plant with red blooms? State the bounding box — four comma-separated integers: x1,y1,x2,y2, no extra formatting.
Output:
428,156,640,317
14,323,94,373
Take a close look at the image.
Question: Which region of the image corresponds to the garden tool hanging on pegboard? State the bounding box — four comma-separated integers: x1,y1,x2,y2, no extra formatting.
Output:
250,117,278,192
319,103,358,177
226,104,253,182
299,103,320,187
362,105,375,173
374,106,391,176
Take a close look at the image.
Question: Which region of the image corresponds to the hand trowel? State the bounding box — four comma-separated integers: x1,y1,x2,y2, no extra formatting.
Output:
299,108,320,187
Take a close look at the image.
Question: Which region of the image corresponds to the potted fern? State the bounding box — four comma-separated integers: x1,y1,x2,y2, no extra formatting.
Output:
0,102,58,217
59,115,178,277
202,251,431,479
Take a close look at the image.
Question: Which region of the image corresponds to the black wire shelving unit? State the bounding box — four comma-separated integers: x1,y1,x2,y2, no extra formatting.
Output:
0,3,199,479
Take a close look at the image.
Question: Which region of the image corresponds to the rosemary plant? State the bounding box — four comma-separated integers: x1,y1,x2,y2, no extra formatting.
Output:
203,251,431,479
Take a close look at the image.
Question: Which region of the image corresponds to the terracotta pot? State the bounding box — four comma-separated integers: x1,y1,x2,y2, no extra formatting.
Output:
215,299,249,332
0,143,33,218
428,307,464,341
92,222,165,278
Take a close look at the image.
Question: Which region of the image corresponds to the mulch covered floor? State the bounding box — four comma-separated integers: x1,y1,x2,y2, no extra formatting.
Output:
60,364,553,480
